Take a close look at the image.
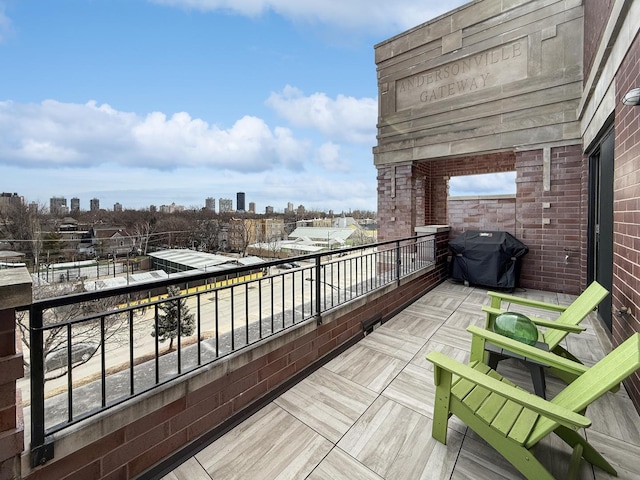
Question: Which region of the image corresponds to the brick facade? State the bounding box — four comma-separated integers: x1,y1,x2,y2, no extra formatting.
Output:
0,271,29,480
447,196,516,237
514,146,588,295
612,30,640,409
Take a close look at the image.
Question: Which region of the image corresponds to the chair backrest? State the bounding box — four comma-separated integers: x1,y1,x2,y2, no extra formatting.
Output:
527,332,640,447
543,282,609,349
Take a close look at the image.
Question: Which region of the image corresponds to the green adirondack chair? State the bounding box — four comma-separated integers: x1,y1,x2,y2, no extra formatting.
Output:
426,327,640,480
482,282,609,385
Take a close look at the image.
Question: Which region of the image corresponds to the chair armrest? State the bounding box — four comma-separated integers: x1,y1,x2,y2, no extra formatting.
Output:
467,325,589,377
482,306,586,333
488,291,568,312
426,351,590,429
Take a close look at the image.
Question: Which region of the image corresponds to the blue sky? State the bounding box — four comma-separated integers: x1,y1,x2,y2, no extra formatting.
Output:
0,0,489,214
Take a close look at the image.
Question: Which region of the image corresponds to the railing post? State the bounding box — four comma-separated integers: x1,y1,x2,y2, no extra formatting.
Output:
0,268,31,477
29,299,54,466
314,256,322,325
395,240,402,285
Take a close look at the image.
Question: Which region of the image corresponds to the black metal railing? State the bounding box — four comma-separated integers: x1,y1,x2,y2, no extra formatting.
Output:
23,235,436,466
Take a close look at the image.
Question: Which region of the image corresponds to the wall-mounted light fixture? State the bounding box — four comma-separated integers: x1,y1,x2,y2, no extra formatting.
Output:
622,87,640,106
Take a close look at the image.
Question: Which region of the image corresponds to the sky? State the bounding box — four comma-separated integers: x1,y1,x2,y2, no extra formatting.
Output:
0,0,511,214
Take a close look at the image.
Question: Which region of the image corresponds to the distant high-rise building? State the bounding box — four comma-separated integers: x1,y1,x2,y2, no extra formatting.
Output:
265,206,274,214
287,202,294,213
90,198,100,211
0,192,23,213
205,197,216,212
297,205,306,216
159,203,184,214
149,205,157,213
50,196,68,215
248,202,256,213
114,202,123,212
219,198,233,213
236,192,246,212
70,197,80,212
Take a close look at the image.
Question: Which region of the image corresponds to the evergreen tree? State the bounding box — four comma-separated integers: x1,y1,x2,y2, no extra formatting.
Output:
152,285,195,350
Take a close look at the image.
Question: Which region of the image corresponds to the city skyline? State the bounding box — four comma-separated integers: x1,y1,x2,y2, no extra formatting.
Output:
0,0,517,212
38,192,362,215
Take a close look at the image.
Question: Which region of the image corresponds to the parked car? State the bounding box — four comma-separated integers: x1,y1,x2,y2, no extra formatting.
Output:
290,262,301,268
278,263,294,269
45,342,98,372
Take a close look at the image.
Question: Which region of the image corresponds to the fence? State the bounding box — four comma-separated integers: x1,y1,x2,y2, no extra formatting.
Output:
22,235,436,467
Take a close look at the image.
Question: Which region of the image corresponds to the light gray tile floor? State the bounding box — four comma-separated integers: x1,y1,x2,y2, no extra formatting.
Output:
163,282,640,480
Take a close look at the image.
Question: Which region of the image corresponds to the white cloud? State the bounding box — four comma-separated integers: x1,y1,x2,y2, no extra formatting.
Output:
315,142,351,173
0,3,13,44
149,0,463,34
266,85,376,144
0,99,311,172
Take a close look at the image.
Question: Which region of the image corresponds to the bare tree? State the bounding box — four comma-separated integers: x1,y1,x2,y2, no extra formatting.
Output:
17,281,130,381
0,201,44,268
133,220,154,255
193,218,221,252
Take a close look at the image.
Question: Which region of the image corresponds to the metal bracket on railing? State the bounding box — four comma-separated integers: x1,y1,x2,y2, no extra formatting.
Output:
31,440,54,467
315,314,323,326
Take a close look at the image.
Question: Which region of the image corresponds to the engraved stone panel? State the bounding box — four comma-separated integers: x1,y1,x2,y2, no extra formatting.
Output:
395,40,527,111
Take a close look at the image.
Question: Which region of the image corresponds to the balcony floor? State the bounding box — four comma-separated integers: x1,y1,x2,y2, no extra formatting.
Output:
162,281,640,480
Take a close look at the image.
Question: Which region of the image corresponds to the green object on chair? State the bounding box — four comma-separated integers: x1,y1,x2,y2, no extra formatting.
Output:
493,312,539,346
427,331,640,480
482,281,609,385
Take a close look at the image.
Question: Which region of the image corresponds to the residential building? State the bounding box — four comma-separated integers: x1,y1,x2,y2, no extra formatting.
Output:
219,197,233,213
159,202,184,214
374,0,640,410
248,201,255,213
265,205,274,214
0,192,22,213
89,197,100,211
49,196,68,215
70,197,80,212
205,197,215,212
113,202,122,212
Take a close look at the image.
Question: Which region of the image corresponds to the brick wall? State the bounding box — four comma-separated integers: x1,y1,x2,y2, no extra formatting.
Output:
377,163,420,242
612,31,640,409
0,270,30,480
418,152,516,226
447,196,516,237
514,146,587,295
378,147,587,294
21,232,450,480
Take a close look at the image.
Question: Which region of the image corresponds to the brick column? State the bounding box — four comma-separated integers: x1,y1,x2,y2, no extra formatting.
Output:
377,163,422,242
0,268,31,480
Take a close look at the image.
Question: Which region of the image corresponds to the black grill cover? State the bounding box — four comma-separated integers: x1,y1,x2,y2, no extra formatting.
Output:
448,231,528,289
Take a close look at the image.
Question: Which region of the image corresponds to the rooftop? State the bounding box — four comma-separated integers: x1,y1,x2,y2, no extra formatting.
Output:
162,281,640,480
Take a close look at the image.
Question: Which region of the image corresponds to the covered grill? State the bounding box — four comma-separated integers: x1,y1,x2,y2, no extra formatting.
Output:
448,230,528,290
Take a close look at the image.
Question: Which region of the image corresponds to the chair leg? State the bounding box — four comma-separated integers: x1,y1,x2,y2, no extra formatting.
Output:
554,425,617,476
